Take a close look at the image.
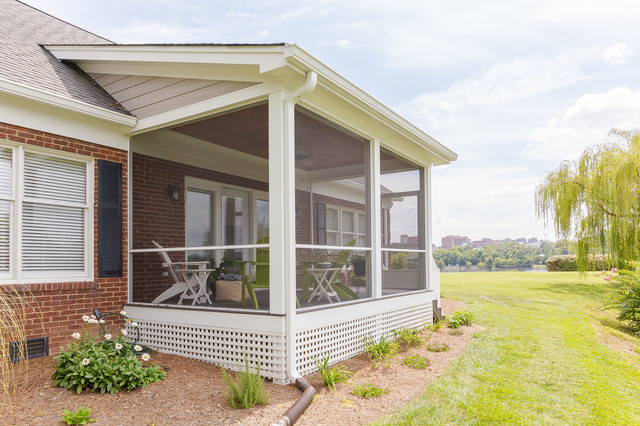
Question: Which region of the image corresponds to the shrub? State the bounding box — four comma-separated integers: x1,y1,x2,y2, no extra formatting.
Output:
351,382,388,398
314,353,352,390
390,252,408,269
222,356,270,409
606,262,640,334
52,336,165,394
392,327,423,348
447,310,473,328
545,254,609,271
427,319,443,331
425,342,450,352
61,407,96,425
52,313,165,395
362,334,398,362
402,354,430,369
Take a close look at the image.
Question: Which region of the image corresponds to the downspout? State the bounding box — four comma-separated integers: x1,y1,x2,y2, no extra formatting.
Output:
272,70,317,426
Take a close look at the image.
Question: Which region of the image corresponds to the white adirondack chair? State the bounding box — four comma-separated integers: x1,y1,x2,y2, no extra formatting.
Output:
151,241,214,305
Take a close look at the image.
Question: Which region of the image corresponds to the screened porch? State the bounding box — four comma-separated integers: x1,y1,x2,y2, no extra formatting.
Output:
128,102,431,314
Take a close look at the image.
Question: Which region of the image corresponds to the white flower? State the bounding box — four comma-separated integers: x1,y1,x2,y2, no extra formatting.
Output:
104,334,112,340
134,345,142,352
131,322,137,327
141,353,150,361
71,332,81,339
89,318,98,324
120,310,127,316
81,315,90,322
120,329,128,336
82,358,90,366
115,343,123,350
126,319,131,323
99,319,105,324
90,314,96,319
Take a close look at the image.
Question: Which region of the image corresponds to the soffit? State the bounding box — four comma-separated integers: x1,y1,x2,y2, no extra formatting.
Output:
89,73,257,119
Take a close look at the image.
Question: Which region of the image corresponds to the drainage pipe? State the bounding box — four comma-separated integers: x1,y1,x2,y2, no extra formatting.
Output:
271,377,316,426
272,70,318,425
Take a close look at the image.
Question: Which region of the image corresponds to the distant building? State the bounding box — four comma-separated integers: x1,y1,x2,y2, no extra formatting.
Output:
441,235,471,249
400,234,419,245
472,238,497,248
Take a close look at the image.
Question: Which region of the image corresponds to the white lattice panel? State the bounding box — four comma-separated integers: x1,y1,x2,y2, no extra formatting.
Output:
295,304,431,376
128,321,288,384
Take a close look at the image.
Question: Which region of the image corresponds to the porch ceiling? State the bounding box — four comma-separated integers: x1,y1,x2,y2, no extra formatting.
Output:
169,104,390,172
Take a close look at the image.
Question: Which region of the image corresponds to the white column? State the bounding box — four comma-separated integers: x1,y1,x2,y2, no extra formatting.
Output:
370,139,382,299
268,91,293,315
424,164,439,305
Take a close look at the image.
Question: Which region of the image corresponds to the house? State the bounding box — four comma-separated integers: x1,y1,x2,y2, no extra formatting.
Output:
1,0,457,383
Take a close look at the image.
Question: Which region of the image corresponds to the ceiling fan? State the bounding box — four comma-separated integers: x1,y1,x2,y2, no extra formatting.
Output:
295,140,332,167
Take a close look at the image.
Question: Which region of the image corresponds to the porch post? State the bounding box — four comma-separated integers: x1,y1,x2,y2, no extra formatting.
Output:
370,139,382,299
268,91,290,315
424,164,439,306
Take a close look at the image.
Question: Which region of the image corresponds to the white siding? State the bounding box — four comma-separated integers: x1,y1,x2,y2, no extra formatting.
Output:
90,74,257,119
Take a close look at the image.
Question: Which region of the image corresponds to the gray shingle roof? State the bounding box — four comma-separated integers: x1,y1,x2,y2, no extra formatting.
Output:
0,0,130,114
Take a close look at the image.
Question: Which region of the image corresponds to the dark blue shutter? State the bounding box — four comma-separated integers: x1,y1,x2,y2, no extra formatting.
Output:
97,160,122,277
317,202,326,245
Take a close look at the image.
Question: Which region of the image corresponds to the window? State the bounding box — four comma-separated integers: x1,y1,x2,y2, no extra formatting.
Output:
184,177,266,263
0,142,92,281
324,206,366,247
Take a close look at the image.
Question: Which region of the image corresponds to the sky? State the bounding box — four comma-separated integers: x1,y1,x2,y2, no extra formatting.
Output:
21,0,640,244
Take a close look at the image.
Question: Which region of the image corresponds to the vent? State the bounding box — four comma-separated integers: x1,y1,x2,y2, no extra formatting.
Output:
9,337,49,363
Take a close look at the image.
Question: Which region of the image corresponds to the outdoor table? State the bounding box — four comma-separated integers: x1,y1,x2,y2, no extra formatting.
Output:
173,265,214,305
306,267,342,303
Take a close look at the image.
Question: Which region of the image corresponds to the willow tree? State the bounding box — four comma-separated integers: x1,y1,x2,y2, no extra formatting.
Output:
535,129,640,270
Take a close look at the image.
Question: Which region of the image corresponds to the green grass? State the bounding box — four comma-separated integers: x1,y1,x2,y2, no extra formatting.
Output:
374,272,640,425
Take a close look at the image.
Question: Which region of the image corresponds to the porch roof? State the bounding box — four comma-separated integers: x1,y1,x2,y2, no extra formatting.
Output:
45,43,458,166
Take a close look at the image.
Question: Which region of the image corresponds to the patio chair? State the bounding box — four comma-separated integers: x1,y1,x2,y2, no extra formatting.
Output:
238,236,300,310
150,241,214,305
329,239,359,300
303,239,359,302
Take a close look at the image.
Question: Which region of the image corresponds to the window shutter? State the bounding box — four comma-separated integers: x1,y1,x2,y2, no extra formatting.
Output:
317,202,326,245
98,160,122,277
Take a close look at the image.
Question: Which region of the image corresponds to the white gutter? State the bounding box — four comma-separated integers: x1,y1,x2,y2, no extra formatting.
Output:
284,71,317,383
0,77,137,127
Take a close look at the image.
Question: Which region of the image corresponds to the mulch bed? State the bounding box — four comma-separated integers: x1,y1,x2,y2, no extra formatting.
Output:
2,299,481,425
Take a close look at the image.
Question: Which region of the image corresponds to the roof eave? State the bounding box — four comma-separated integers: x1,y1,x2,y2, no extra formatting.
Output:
284,46,458,165
0,77,137,127
43,44,457,164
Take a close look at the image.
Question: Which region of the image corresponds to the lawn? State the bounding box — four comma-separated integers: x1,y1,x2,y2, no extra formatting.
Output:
375,272,640,425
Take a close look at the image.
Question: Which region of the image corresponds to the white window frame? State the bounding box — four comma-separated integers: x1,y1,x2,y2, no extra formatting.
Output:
325,204,367,247
0,140,94,284
184,176,267,263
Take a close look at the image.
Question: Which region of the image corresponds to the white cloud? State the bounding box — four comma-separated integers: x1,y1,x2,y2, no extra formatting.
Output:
398,52,589,131
527,87,640,161
225,10,259,20
603,42,633,65
318,39,353,49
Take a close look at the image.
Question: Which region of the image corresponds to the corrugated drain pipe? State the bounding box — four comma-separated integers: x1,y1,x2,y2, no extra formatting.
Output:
272,70,318,426
271,377,316,426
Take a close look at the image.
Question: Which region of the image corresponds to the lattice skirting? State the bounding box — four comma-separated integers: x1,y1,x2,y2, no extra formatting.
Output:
128,321,288,384
295,303,432,376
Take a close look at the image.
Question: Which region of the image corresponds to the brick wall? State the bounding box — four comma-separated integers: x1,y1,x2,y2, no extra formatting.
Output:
131,153,268,303
0,122,128,354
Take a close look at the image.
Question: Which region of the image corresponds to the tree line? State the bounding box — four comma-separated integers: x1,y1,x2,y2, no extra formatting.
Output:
433,241,575,270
